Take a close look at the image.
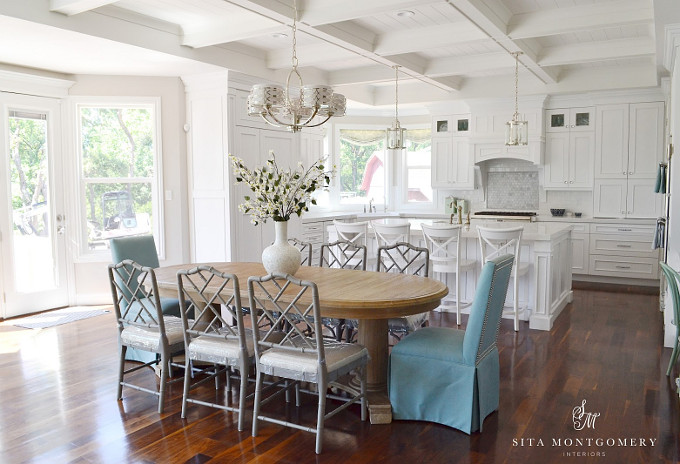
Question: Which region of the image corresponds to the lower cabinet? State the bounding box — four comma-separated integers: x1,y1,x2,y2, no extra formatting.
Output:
587,222,660,279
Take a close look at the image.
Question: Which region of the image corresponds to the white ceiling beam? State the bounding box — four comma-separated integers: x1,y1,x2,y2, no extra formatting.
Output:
508,0,653,40
49,0,117,16
446,0,559,85
425,52,513,77
182,19,283,48
539,37,656,67
297,0,444,26
328,65,396,86
373,22,487,56
266,42,357,69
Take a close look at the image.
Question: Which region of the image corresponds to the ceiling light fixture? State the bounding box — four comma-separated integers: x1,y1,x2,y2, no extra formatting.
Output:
247,0,345,132
395,10,415,17
386,65,406,150
505,51,528,146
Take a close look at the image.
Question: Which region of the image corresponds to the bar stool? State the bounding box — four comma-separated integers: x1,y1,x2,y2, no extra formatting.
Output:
477,225,528,332
372,220,411,270
332,220,371,267
420,223,476,325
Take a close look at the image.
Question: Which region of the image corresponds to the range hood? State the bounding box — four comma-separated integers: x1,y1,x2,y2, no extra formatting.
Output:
473,141,542,165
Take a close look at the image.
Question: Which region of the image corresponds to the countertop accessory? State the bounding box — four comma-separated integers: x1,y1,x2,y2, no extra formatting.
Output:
574,212,582,218
550,208,565,217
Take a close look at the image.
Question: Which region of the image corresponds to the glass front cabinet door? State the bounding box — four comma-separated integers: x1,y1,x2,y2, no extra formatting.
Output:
432,115,471,136
546,108,594,133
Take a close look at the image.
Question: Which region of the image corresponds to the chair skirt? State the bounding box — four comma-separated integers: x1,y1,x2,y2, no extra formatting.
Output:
124,297,182,363
388,327,500,434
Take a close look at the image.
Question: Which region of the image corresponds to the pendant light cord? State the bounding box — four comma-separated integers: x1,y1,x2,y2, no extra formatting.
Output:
512,51,522,122
394,65,400,126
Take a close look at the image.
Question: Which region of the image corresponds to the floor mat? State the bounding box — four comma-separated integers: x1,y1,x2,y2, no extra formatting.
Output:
11,307,111,329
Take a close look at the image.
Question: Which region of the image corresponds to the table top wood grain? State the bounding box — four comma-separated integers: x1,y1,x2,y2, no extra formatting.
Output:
153,262,448,320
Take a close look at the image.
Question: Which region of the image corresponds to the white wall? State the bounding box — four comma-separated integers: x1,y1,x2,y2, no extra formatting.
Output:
67,75,189,304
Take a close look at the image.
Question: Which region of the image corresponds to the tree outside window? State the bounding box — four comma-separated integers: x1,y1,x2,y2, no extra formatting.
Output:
78,104,159,251
338,129,386,205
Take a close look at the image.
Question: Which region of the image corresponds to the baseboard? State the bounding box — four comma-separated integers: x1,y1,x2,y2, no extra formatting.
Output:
572,279,660,295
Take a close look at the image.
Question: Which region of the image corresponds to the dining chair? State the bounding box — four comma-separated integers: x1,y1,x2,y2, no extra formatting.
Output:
288,237,313,266
420,223,476,325
108,259,185,413
177,266,251,431
477,225,528,332
660,262,680,376
319,240,367,341
388,254,514,434
247,272,369,454
376,242,430,342
110,235,182,364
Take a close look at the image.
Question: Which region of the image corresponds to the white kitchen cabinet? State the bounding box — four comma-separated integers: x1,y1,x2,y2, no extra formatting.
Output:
546,107,593,133
232,126,296,262
593,102,664,218
588,222,659,279
431,135,473,189
544,130,594,189
432,114,471,136
570,223,590,275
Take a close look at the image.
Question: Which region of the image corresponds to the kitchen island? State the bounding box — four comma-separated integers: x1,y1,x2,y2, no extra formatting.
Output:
327,218,573,331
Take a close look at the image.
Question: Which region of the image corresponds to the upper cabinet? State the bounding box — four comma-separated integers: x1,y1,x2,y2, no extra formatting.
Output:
546,107,594,132
432,114,471,136
544,107,595,190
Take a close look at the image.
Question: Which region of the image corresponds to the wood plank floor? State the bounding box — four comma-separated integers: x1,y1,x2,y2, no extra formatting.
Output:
0,288,678,463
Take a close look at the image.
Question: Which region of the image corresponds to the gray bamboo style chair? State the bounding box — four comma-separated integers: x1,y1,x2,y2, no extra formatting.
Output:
176,266,251,431
247,272,368,454
288,238,313,266
376,242,431,341
108,259,185,413
318,240,367,341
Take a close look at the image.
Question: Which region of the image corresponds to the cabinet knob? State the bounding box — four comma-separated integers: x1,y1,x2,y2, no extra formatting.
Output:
622,171,626,175
628,171,633,175
569,180,574,184
564,181,568,184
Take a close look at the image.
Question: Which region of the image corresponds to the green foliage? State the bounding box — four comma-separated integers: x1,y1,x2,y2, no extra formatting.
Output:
339,138,383,198
9,117,47,209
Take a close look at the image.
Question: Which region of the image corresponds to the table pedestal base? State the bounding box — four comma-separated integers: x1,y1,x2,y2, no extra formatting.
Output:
358,318,393,424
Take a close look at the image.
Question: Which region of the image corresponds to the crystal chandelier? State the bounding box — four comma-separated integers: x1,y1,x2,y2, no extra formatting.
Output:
247,0,346,132
386,65,406,149
505,51,528,146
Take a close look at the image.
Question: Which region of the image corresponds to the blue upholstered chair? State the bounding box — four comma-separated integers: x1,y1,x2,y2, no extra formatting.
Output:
388,254,514,434
659,262,680,376
110,235,182,364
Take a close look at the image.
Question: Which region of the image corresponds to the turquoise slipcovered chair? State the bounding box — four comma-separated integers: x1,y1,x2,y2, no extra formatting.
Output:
388,254,514,434
659,262,680,376
110,235,182,364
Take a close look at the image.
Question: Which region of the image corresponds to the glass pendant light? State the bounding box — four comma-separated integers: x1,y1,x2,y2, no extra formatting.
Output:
505,51,528,146
386,65,406,149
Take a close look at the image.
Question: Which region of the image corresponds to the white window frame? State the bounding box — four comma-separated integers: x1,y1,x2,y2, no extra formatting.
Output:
68,97,164,262
394,124,434,211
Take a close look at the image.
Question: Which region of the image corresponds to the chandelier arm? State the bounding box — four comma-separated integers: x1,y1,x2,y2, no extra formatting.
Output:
258,112,286,128
298,114,333,129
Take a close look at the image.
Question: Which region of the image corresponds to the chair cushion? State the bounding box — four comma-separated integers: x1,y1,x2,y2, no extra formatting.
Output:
391,326,466,365
187,328,257,365
259,342,368,380
121,316,184,352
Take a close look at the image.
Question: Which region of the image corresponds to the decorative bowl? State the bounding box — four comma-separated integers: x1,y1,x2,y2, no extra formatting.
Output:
574,212,582,218
550,208,566,217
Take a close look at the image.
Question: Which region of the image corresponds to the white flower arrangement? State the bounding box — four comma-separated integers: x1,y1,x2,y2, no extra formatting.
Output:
229,151,334,225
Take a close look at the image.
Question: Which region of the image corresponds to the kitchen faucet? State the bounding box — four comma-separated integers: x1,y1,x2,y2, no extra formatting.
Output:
369,198,375,213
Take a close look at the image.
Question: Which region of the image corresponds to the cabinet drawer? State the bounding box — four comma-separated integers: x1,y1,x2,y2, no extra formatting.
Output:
590,223,655,235
571,223,588,234
589,255,659,279
589,234,658,258
303,232,324,244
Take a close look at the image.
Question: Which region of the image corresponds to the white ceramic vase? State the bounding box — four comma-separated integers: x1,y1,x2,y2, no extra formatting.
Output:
261,220,301,275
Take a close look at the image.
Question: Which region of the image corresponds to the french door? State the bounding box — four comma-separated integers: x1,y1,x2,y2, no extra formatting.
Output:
0,93,69,318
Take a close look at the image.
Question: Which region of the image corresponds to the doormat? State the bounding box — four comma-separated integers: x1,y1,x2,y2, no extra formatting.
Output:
12,307,111,329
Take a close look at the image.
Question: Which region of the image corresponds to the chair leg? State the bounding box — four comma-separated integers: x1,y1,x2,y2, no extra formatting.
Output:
513,271,519,332
158,352,169,414
252,370,264,437
237,360,248,432
455,271,461,325
117,344,127,400
667,340,680,376
315,379,327,454
181,356,192,418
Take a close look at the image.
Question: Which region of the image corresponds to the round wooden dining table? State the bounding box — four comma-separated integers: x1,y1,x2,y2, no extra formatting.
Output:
153,262,448,424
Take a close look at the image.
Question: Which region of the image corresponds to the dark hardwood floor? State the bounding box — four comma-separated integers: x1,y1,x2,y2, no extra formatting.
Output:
1,288,678,463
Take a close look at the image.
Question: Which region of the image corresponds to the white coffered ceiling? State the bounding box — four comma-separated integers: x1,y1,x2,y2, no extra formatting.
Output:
0,0,678,110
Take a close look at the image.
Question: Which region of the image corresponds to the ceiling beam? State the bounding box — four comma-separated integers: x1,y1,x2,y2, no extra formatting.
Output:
508,0,653,40
425,52,513,77
266,42,358,69
297,0,444,26
49,0,117,16
447,0,558,85
539,37,656,67
373,22,487,56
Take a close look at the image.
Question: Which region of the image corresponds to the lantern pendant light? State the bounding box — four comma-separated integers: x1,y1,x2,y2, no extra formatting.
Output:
386,65,406,149
505,51,528,146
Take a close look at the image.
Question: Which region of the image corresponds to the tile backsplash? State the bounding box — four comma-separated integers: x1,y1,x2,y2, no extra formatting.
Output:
486,160,539,210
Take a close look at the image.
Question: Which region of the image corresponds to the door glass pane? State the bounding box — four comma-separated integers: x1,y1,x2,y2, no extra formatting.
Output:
551,113,565,128
8,111,56,292
575,112,590,127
